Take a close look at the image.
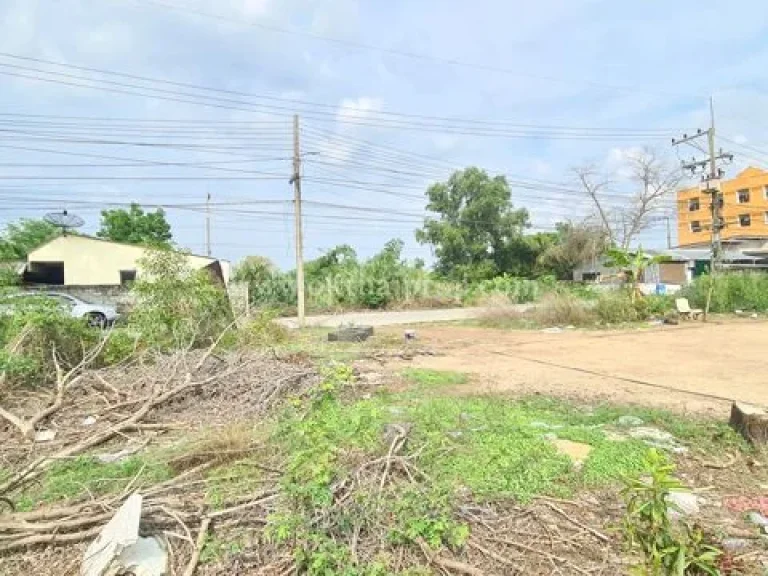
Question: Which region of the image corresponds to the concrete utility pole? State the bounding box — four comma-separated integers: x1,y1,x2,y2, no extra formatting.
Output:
291,114,306,327
665,216,672,249
672,97,733,319
205,190,212,257
672,97,733,271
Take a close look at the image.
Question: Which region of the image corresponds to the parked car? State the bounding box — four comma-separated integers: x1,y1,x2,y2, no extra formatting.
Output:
0,292,119,327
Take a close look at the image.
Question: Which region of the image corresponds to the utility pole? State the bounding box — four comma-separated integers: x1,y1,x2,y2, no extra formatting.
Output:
672,97,733,318
672,98,733,270
205,189,212,257
665,217,672,249
291,114,306,327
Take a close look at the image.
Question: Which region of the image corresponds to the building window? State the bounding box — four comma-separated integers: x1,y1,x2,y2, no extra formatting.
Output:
688,198,700,211
690,221,702,233
764,185,768,200
738,189,750,203
765,211,768,224
120,270,137,286
739,214,751,227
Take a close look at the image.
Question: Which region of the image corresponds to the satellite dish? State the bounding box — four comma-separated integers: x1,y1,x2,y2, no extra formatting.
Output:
44,210,85,236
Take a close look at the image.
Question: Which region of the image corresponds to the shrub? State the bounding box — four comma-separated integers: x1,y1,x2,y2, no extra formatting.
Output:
238,310,289,348
682,272,768,313
130,249,232,350
533,293,595,326
99,329,141,365
0,296,97,387
622,449,721,575
595,291,642,324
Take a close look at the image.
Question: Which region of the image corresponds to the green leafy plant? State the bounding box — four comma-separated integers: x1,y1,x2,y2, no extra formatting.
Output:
129,249,231,350
682,272,768,313
621,449,721,575
605,247,670,303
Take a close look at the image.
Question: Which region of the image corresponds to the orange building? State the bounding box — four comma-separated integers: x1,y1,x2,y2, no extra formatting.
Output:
677,166,768,248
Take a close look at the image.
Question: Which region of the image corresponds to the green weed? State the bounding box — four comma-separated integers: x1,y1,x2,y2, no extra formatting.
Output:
205,458,265,509
401,368,468,388
581,440,649,486
387,487,470,549
200,534,245,564
622,449,721,575
17,455,172,511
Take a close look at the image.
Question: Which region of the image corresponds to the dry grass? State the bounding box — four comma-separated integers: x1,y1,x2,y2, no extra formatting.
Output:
477,294,532,328
169,423,258,473
533,293,595,327
479,293,596,328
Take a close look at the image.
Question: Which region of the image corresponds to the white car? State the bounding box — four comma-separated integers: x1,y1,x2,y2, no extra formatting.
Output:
1,292,119,327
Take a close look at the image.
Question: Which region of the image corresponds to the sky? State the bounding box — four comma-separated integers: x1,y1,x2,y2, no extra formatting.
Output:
1,0,768,268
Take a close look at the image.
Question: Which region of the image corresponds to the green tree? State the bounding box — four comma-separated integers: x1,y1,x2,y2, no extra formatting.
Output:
415,168,530,282
0,219,60,261
233,255,277,286
97,204,172,247
605,246,669,302
538,223,609,280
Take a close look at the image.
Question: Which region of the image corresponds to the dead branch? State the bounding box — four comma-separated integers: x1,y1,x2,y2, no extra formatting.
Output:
183,517,211,576
0,360,251,496
487,536,591,576
379,424,408,493
541,502,610,543
417,537,487,576
0,524,103,552
467,539,519,571
0,331,112,439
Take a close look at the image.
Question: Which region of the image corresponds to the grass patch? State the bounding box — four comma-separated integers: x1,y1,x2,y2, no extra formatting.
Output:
581,440,650,486
263,369,750,573
401,368,468,388
200,533,245,564
280,328,403,363
17,455,172,511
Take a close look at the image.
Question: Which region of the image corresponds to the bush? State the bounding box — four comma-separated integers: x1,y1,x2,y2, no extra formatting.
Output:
533,293,595,326
595,291,642,324
0,296,98,387
682,272,768,312
129,249,232,350
238,310,289,348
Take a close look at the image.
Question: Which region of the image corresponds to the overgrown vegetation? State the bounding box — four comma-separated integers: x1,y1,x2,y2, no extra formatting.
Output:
130,249,231,349
683,272,768,313
622,450,722,575
235,239,463,313
0,295,102,387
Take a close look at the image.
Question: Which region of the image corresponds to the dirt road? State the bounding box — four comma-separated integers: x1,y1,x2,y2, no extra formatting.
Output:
392,320,768,416
278,305,531,329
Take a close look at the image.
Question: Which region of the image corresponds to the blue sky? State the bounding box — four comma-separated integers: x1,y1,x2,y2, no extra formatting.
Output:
1,0,767,267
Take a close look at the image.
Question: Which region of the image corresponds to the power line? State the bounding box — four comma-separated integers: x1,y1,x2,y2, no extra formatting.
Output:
0,57,683,140
121,0,699,100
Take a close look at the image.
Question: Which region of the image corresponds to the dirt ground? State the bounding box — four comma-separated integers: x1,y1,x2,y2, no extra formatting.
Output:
385,319,768,417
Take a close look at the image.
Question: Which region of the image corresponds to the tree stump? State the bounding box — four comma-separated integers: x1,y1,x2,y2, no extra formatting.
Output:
730,402,768,444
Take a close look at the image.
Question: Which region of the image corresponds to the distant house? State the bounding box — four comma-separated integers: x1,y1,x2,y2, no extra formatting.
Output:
573,247,768,288
23,235,231,287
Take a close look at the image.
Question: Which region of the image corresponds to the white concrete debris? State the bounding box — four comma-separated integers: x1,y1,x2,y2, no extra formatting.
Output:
667,491,702,518
81,493,168,576
34,429,56,443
